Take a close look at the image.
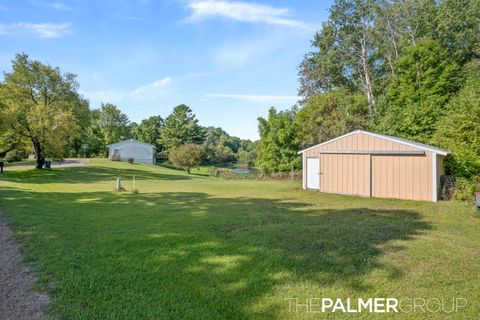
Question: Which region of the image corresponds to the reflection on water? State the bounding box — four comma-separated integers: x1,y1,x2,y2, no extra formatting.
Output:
231,168,257,175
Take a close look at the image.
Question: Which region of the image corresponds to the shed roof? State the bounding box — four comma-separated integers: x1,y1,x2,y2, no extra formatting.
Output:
298,130,449,156
107,139,156,149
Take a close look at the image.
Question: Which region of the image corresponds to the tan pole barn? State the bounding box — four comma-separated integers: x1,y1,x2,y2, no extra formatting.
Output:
298,130,449,202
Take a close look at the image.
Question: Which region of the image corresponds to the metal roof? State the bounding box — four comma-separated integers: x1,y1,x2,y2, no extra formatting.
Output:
107,139,156,149
298,130,449,156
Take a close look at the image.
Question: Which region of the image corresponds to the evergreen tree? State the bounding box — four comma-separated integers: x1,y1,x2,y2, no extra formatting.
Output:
160,105,206,150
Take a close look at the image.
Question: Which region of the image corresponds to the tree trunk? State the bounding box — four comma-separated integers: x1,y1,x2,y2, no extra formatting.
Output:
32,138,45,169
361,45,375,112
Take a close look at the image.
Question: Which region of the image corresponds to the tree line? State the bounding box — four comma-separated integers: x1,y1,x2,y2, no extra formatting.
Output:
0,54,257,169
256,0,480,197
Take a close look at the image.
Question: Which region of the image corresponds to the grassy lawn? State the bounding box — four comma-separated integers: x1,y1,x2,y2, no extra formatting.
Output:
0,159,479,319
1,159,37,167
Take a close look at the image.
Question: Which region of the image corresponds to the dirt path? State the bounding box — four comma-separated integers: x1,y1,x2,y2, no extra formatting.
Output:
0,214,49,320
4,158,89,171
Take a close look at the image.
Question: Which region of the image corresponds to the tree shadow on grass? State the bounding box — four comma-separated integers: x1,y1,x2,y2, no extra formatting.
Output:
0,164,194,184
0,189,430,319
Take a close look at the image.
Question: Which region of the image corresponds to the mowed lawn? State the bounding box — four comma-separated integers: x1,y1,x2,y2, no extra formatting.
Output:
0,159,479,319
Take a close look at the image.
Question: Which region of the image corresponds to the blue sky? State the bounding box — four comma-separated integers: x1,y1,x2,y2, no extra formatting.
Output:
0,0,333,140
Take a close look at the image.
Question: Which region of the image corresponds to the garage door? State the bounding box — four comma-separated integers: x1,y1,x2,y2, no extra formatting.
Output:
306,157,320,189
320,154,370,196
372,155,432,201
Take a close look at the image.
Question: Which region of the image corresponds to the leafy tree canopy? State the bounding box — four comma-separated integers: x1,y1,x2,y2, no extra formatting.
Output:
375,39,460,142
257,106,300,172
434,60,480,178
295,89,369,149
169,143,204,174
96,103,130,145
132,115,164,150
0,53,83,167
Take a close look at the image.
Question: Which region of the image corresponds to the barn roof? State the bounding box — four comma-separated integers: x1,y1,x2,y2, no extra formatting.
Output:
107,139,156,149
298,130,449,156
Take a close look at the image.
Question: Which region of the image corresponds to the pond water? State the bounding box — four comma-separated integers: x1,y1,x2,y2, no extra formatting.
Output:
231,168,257,175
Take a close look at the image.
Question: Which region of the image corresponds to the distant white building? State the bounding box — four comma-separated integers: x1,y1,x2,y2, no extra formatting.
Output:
107,139,156,164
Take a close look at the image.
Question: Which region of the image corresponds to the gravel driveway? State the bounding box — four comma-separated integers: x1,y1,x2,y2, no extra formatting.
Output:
4,158,89,171
0,214,49,320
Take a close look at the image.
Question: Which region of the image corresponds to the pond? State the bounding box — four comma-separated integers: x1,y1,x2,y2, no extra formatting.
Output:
231,168,257,175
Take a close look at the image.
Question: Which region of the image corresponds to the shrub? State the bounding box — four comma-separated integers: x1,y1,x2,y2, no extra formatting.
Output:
453,177,480,203
169,144,204,174
5,149,26,163
127,157,134,164
208,168,256,180
259,171,302,181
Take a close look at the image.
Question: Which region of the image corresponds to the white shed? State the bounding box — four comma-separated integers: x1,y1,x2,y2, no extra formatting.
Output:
107,139,156,164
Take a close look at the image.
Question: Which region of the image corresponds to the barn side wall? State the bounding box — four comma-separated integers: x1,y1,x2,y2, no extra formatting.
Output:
319,153,370,197
109,142,155,164
302,132,438,202
371,152,432,201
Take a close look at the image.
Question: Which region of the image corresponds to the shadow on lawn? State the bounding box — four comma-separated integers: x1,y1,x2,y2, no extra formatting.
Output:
0,189,430,319
0,164,194,184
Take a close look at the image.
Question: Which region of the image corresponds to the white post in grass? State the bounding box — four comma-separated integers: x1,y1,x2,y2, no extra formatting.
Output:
116,171,122,192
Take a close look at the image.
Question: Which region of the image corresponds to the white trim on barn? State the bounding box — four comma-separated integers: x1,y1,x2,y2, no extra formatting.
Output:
298,130,449,156
302,154,307,189
432,153,437,202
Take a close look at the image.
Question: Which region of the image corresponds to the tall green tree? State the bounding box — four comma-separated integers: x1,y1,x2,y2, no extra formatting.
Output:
376,39,460,142
0,53,83,168
257,106,300,172
295,90,369,149
132,115,164,150
160,104,205,150
299,0,380,110
97,103,130,145
433,60,480,178
375,0,437,76
437,0,480,65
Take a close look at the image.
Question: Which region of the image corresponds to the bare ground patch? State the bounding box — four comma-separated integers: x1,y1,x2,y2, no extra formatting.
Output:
4,158,89,171
0,214,49,320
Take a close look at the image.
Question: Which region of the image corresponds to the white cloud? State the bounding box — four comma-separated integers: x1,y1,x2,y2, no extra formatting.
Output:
214,41,261,67
184,0,310,29
213,35,284,68
0,22,72,38
131,77,172,99
82,77,172,103
126,16,145,21
206,93,299,103
48,2,72,11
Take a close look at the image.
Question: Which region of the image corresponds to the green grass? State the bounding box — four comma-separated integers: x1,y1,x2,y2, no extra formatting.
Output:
0,159,479,319
1,159,37,167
